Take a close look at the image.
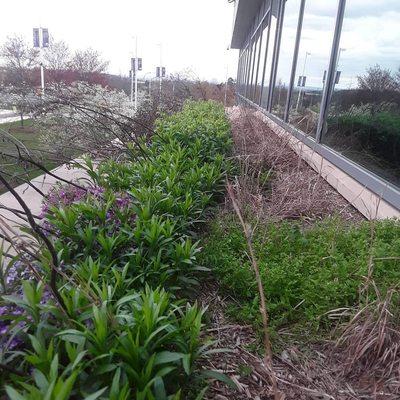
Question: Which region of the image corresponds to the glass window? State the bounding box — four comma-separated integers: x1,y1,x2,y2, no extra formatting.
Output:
322,1,400,188
239,50,247,95
245,39,255,98
260,0,279,109
249,31,261,101
254,20,268,104
271,0,301,119
288,0,337,136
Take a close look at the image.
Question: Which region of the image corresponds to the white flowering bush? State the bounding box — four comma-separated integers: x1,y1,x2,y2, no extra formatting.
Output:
36,82,149,158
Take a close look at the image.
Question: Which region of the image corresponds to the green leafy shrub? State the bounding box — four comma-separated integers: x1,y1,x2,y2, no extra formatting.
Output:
4,283,214,399
44,101,232,292
1,101,233,398
202,214,400,331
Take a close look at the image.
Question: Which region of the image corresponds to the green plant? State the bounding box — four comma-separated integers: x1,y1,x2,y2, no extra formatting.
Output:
1,101,234,398
202,214,400,332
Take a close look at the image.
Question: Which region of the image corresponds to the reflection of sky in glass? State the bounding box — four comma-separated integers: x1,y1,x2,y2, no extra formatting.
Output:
282,0,400,90
337,1,400,89
293,0,337,89
275,0,301,87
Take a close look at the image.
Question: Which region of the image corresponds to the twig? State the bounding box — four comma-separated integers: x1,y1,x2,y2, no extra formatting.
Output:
226,181,282,400
0,172,68,313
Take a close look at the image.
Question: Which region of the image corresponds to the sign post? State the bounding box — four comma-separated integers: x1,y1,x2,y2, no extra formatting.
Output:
130,38,142,111
33,27,49,96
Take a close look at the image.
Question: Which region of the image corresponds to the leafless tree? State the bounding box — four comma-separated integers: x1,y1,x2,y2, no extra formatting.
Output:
71,48,109,76
43,39,70,69
357,64,398,92
0,35,40,87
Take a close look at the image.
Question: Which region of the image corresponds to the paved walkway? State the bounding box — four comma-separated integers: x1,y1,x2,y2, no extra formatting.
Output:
0,109,29,124
0,161,88,257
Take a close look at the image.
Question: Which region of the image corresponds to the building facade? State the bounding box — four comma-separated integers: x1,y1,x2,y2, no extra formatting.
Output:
231,0,400,218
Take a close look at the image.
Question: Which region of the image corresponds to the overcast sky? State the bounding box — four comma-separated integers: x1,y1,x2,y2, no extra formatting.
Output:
2,0,399,88
0,0,239,82
275,0,400,90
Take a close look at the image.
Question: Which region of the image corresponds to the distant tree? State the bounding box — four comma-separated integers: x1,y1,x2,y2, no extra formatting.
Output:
42,39,73,84
43,39,70,69
0,35,39,87
36,82,146,157
71,48,109,74
0,36,41,125
357,64,398,92
395,66,400,88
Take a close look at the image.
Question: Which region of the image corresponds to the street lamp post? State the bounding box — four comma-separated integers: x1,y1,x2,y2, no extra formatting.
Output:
158,43,163,101
224,45,230,107
296,51,311,111
33,27,49,96
134,36,138,111
130,36,140,111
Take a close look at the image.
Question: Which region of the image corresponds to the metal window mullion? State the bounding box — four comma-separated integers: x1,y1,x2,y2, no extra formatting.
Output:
236,55,242,96
249,0,274,44
252,24,264,101
245,39,254,98
258,7,273,106
267,0,285,112
315,0,346,143
243,46,251,97
249,31,259,100
283,0,306,122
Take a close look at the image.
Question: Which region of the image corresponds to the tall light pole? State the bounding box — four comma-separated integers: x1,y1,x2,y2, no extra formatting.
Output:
224,45,230,107
33,27,49,96
130,36,139,111
158,43,163,101
296,51,311,111
134,36,138,111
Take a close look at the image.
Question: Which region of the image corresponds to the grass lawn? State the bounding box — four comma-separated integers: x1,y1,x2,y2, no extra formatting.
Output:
0,119,58,193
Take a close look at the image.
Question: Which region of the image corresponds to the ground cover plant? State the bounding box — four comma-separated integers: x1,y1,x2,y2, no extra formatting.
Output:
0,100,233,399
202,214,400,332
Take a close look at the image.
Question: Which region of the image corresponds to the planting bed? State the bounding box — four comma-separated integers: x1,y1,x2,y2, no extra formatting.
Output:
1,101,399,400
200,107,400,399
0,101,234,399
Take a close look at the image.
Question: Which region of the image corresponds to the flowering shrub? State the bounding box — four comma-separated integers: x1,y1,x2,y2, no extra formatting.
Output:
36,82,149,157
0,101,233,398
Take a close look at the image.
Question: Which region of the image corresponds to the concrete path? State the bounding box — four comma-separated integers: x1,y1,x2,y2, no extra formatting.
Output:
0,109,29,124
0,161,88,257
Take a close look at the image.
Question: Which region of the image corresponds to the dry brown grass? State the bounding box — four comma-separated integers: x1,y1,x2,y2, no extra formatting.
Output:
335,285,400,397
226,106,363,222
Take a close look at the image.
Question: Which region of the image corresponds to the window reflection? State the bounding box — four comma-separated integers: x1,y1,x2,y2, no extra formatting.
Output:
323,1,400,187
260,0,279,109
249,30,261,101
271,0,301,119
254,20,268,104
245,39,255,99
288,0,337,136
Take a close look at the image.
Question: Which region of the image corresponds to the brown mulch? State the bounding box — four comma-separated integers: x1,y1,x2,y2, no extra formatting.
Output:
199,281,399,400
